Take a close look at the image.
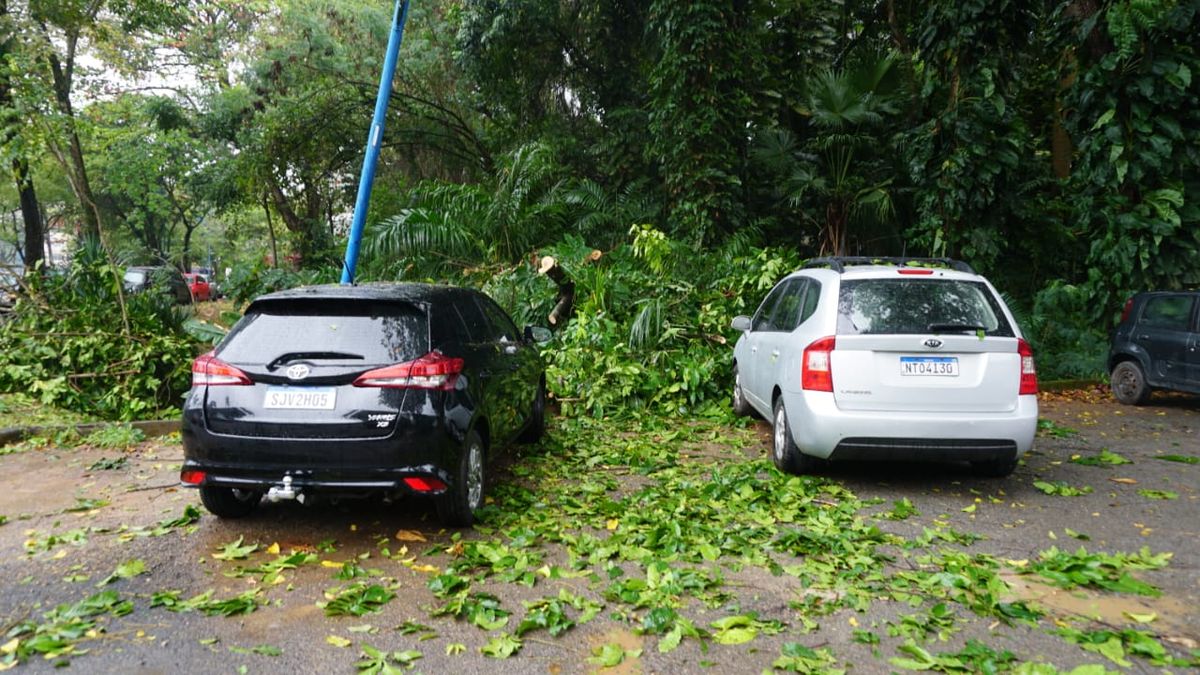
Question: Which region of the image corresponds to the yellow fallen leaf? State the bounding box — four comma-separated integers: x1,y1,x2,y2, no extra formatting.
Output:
321,560,343,568
1048,531,1057,540
350,524,357,532
962,504,976,513
395,530,426,542
408,563,438,574
51,549,68,560
1006,559,1028,568
606,519,620,530
266,542,280,555
326,635,352,648
848,616,859,627
1,638,19,655
136,630,145,638
1110,478,1138,485
1125,612,1157,623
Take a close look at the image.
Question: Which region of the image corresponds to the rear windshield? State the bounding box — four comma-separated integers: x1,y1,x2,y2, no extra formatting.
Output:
124,270,147,284
837,279,1014,337
217,301,429,365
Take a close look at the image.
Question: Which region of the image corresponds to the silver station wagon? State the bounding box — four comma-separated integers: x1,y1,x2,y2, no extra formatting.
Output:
731,257,1037,477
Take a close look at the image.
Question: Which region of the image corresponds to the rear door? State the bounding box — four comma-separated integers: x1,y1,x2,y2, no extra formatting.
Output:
1135,294,1195,387
205,300,429,451
475,295,536,441
743,279,792,409
831,277,1022,413
755,279,816,399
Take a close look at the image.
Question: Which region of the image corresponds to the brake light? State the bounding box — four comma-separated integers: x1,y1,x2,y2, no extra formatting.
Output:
1018,339,1038,395
897,268,934,275
353,351,464,389
402,476,448,492
180,470,206,485
1119,298,1134,323
192,352,251,386
801,336,836,391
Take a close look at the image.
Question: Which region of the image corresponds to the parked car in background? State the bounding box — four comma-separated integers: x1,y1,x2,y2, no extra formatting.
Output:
731,257,1037,478
183,272,211,302
180,283,550,526
124,266,191,304
1108,291,1200,405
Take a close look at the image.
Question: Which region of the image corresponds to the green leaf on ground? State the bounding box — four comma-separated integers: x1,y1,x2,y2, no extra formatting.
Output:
1137,489,1177,500
97,559,146,586
1071,449,1132,466
1153,454,1198,464
480,634,522,659
1033,481,1093,496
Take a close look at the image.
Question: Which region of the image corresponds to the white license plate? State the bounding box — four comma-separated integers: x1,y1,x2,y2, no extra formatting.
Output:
263,387,336,410
900,356,959,377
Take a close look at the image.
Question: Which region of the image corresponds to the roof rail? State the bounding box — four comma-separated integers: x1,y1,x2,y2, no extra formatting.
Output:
802,257,975,274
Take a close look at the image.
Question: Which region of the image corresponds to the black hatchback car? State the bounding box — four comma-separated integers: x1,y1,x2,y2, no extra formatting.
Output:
181,283,548,526
1108,291,1200,405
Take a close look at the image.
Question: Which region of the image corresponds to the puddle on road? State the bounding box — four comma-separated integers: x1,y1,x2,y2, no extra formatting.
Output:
1001,571,1198,649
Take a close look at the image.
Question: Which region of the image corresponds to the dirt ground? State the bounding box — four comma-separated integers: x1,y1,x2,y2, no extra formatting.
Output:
0,392,1196,674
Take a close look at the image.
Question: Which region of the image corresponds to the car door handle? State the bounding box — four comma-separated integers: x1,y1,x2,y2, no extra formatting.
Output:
751,347,758,353
771,350,780,357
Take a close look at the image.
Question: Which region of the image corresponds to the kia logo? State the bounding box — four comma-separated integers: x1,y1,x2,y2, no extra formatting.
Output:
923,338,943,349
286,364,311,380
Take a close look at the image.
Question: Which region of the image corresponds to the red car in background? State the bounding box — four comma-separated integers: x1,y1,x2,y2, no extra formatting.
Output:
184,273,211,302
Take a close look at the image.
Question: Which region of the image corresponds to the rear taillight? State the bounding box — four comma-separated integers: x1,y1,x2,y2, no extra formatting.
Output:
192,352,251,386
1119,298,1134,323
1018,338,1038,395
180,470,206,485
898,268,934,275
353,351,464,390
402,476,447,492
801,336,836,392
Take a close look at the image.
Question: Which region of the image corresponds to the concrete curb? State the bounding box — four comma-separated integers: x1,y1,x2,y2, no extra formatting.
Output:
0,419,179,448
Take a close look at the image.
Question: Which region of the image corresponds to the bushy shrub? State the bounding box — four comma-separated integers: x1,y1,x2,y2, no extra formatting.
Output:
473,228,801,418
0,249,199,420
1025,282,1109,381
222,262,337,305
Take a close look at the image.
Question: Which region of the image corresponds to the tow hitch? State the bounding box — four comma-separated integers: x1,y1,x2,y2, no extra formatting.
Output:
266,475,305,504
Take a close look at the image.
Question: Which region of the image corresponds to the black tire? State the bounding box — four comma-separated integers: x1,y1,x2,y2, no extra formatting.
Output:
199,486,260,518
970,455,1019,478
771,397,816,474
437,429,486,527
1111,361,1151,406
517,380,546,443
732,364,752,417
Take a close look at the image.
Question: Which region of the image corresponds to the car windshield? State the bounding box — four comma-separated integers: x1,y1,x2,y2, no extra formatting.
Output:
836,278,1014,336
217,300,429,365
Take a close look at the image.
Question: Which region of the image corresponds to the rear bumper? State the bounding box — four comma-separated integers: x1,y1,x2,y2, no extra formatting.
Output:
781,390,1037,461
180,394,466,496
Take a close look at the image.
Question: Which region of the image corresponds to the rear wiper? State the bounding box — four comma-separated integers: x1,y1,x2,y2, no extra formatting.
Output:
927,323,987,334
266,351,364,371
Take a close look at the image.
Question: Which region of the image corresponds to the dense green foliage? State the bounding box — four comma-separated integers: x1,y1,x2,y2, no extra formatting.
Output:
2,0,1199,415
0,243,196,419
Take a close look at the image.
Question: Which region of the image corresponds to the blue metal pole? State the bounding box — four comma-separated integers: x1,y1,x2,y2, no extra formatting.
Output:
341,0,411,284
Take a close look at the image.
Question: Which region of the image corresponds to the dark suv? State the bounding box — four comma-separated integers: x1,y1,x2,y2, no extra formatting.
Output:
181,283,549,526
1108,291,1200,405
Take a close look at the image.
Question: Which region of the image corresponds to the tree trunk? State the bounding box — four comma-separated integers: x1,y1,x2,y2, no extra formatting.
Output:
14,157,44,273
41,32,102,239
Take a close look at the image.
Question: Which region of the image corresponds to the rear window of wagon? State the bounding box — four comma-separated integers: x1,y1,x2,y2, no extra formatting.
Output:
836,278,1015,337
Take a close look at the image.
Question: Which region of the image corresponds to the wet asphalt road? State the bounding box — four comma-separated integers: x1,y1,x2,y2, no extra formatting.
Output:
0,393,1197,674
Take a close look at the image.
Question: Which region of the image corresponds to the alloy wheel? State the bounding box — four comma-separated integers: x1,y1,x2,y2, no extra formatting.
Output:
774,408,786,461
466,442,484,510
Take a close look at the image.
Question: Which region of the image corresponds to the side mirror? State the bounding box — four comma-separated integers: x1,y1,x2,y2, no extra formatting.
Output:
524,325,553,344
731,315,752,332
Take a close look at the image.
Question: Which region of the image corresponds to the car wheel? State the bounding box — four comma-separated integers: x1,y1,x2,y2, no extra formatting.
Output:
771,397,815,474
437,429,486,527
1110,361,1151,405
732,365,752,417
517,380,546,443
199,486,261,518
970,456,1019,478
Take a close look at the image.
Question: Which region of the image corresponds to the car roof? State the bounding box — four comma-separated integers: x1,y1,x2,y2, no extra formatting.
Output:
251,282,479,307
790,266,984,283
